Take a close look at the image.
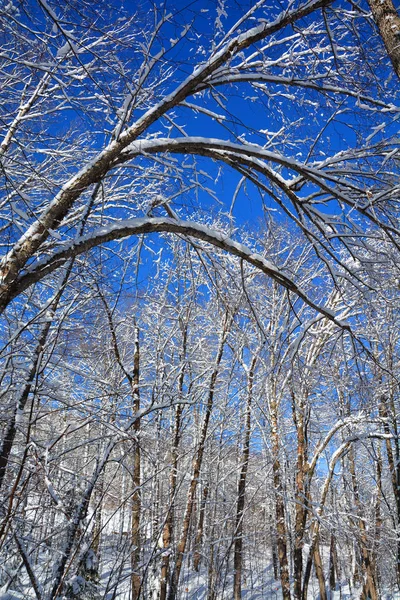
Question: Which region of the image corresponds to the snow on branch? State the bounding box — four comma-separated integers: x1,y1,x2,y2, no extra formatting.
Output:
14,217,349,330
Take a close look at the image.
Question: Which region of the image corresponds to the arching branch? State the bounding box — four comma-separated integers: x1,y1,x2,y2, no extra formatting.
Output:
8,217,348,329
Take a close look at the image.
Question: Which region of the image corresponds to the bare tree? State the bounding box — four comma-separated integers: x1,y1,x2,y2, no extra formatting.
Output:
1,1,400,598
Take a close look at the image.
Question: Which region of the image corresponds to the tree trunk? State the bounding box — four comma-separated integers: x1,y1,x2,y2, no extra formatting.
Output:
193,484,209,572
271,526,279,581
160,325,188,600
329,534,338,592
379,394,400,588
348,447,378,600
167,315,231,600
313,539,327,600
373,446,383,594
368,0,400,80
292,396,308,600
91,470,104,569
160,405,183,600
270,395,291,600
233,356,256,600
207,540,216,600
131,324,141,600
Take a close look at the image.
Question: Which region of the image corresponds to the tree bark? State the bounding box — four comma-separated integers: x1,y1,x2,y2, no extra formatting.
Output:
329,534,338,592
271,526,279,581
91,469,104,573
270,392,291,600
313,539,327,600
379,394,400,588
368,0,400,80
131,324,141,600
292,395,308,600
160,402,183,600
372,446,383,594
348,447,378,600
233,356,256,600
193,484,209,572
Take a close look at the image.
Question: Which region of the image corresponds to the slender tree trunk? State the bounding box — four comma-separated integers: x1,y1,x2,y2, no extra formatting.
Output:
303,439,353,600
292,396,308,600
131,324,141,600
167,315,231,600
313,539,327,600
329,534,338,592
91,470,104,565
270,394,291,600
348,448,378,600
160,405,183,600
193,484,209,572
290,322,332,600
97,292,143,599
271,525,279,582
152,412,162,545
233,357,256,600
121,467,127,537
379,394,400,588
373,446,383,594
160,326,188,600
388,391,400,590
208,539,216,600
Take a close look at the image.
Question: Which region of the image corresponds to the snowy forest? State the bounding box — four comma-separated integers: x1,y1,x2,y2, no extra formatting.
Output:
1,0,400,598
